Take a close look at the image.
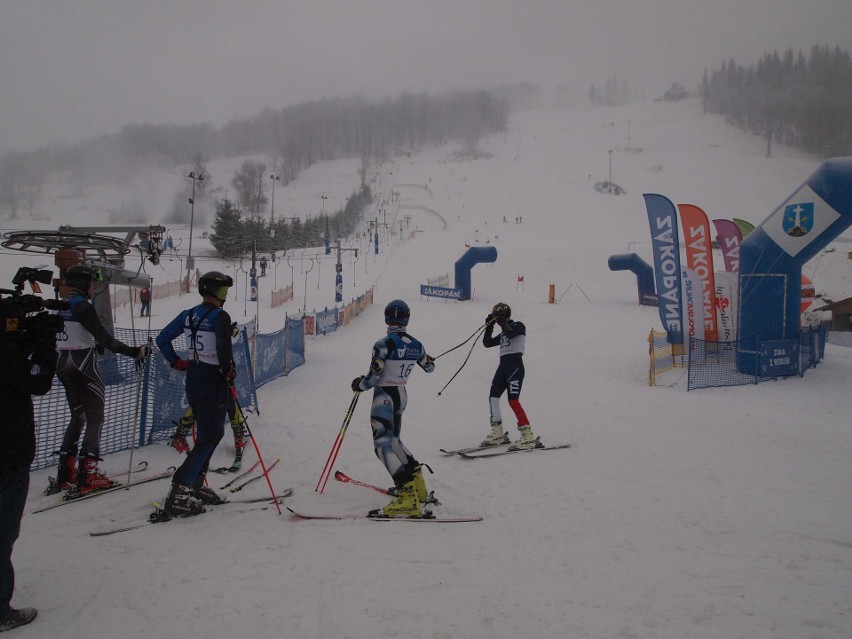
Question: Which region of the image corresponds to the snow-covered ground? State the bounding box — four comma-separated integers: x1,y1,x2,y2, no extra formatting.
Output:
2,98,851,639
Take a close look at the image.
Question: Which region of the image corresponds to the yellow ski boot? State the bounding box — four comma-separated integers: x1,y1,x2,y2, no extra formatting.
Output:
369,479,423,518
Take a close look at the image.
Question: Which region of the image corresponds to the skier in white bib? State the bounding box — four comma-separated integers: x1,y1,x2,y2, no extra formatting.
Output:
351,300,435,517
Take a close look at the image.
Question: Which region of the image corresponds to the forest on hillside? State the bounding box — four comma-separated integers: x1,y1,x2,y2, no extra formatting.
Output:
0,88,509,219
702,44,852,157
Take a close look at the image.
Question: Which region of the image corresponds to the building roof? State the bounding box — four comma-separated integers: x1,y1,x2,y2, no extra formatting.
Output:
814,296,852,312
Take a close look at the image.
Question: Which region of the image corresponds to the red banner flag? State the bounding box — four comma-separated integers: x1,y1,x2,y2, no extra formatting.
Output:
678,204,719,342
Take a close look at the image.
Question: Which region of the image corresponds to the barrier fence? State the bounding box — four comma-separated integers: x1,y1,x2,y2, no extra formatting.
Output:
649,325,828,390
30,286,374,472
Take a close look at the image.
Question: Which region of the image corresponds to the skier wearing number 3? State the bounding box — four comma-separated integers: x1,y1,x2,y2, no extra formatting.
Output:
481,302,541,451
351,299,435,517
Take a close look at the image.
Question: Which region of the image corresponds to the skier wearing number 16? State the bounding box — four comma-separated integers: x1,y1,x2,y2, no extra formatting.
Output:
350,300,435,518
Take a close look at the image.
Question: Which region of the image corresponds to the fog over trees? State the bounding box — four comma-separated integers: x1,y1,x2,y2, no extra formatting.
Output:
702,45,852,157
0,89,508,220
1,44,850,223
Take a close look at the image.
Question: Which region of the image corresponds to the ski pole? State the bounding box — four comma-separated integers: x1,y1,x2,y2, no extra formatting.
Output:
125,337,152,486
229,382,282,515
433,323,488,360
315,391,360,493
437,324,488,396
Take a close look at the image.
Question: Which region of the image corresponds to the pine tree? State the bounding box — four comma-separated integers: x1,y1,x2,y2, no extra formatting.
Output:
210,198,246,258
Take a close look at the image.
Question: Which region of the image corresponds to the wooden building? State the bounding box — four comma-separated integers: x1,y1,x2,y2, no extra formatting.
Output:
814,297,852,331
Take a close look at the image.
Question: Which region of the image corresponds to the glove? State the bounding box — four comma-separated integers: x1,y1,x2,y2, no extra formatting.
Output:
425,354,435,366
485,314,495,325
172,358,190,371
223,365,237,381
135,345,151,361
351,375,365,392
230,322,240,338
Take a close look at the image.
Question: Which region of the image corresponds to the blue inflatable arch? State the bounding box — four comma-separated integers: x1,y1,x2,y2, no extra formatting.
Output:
607,253,656,305
738,157,852,373
455,246,497,301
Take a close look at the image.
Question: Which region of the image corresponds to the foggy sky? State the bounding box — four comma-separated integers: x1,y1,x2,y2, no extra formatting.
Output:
2,0,850,154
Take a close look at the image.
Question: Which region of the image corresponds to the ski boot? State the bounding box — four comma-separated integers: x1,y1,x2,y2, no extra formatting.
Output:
169,412,193,453
43,451,77,495
480,421,510,447
369,479,429,518
231,420,247,451
411,463,441,506
159,483,205,518
231,418,247,460
75,454,117,495
508,425,541,451
192,473,228,505
0,607,37,632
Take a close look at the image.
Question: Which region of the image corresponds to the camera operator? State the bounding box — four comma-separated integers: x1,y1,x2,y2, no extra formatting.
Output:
0,296,58,633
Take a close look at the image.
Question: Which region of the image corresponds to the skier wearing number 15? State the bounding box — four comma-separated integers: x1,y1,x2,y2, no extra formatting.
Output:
481,302,541,451
155,271,235,518
351,300,435,518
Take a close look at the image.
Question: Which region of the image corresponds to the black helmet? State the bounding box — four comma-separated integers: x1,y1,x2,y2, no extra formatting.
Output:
198,271,233,301
384,299,410,326
492,302,511,322
65,265,96,292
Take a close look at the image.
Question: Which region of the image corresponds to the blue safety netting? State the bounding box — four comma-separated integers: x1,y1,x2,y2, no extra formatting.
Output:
30,317,305,471
687,324,828,390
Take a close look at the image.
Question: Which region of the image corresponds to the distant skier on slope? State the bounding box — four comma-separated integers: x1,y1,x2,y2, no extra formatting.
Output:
351,299,435,517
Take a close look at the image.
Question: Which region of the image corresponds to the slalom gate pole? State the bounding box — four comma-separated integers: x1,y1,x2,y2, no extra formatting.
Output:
315,391,360,493
433,323,487,360
437,324,488,397
229,383,282,514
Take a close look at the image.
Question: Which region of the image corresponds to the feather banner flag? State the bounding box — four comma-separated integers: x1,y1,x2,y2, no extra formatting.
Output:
714,270,738,341
681,266,705,352
678,204,719,342
732,217,755,238
643,194,683,345
712,218,743,273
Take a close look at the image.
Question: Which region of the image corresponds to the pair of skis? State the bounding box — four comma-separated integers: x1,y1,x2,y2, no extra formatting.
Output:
211,447,245,474
286,508,481,523
90,488,294,536
42,460,152,497
440,437,571,458
286,471,482,523
33,466,176,514
217,458,280,492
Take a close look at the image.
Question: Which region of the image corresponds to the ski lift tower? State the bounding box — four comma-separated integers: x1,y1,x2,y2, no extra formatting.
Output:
2,225,164,331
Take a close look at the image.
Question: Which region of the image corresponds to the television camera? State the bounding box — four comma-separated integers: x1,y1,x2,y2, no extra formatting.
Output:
0,267,68,351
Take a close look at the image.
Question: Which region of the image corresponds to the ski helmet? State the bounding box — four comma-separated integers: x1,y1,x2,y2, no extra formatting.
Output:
384,299,410,326
198,271,233,302
64,265,96,292
492,302,511,322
